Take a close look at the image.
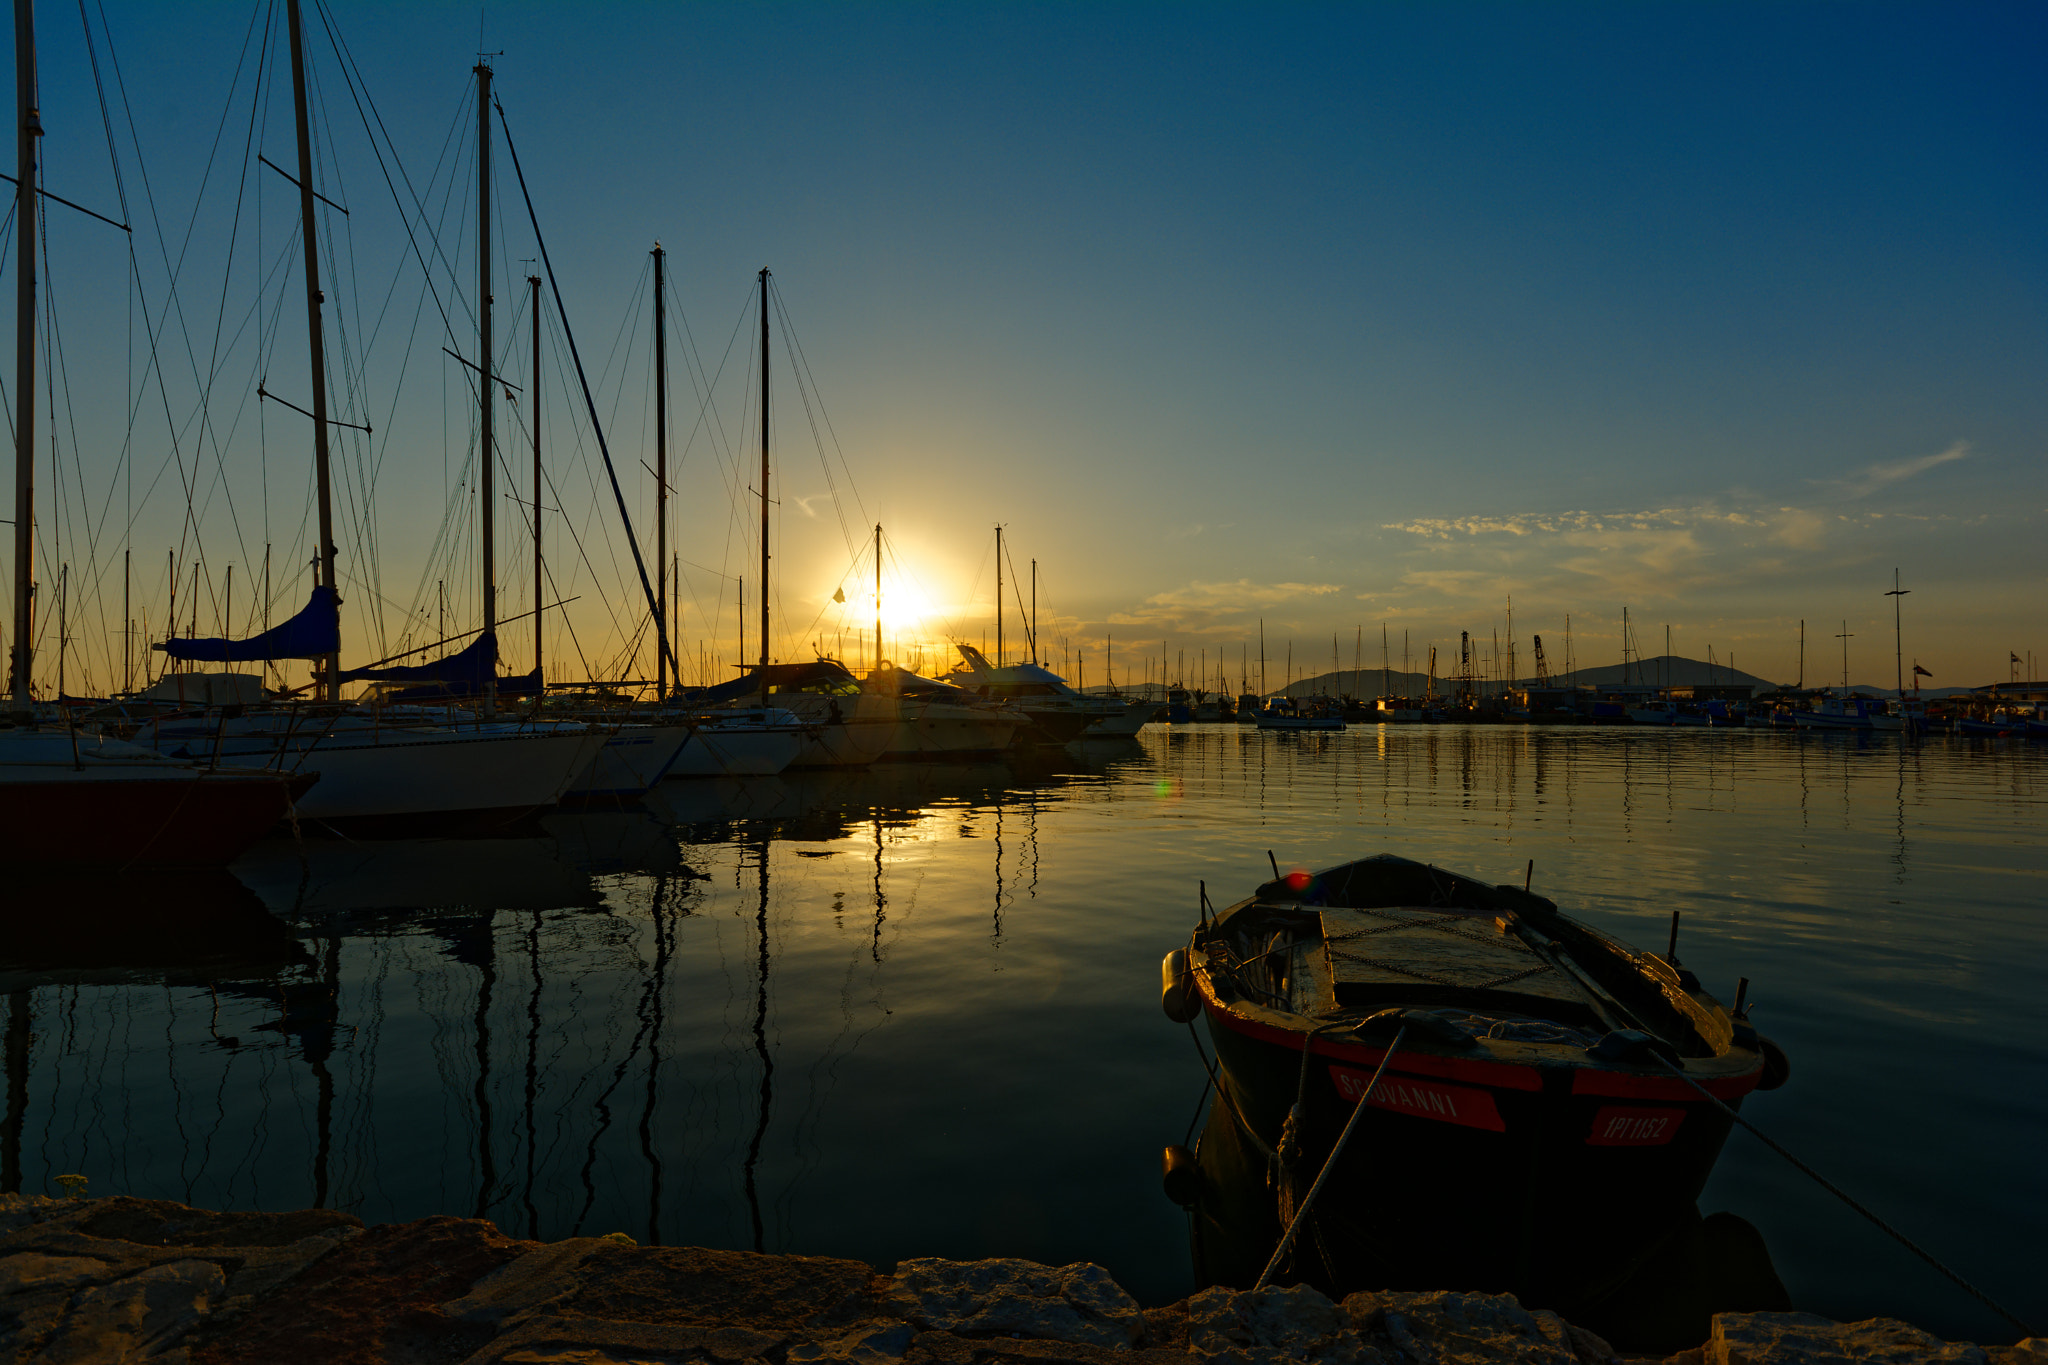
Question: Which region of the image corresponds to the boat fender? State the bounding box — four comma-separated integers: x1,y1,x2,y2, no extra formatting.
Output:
1756,1035,1791,1091
1161,1144,1200,1208
1161,948,1201,1023
1586,1028,1681,1065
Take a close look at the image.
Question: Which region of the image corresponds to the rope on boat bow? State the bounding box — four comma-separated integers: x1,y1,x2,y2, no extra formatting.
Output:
1255,1019,1409,1291
1652,1056,2037,1337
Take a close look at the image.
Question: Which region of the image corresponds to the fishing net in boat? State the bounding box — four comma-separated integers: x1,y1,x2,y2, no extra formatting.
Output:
1418,1007,1602,1047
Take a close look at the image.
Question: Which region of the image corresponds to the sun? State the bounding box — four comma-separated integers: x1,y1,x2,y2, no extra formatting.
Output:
878,582,936,631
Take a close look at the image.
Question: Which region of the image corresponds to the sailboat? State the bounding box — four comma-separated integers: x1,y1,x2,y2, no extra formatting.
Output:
0,0,309,865
133,13,607,832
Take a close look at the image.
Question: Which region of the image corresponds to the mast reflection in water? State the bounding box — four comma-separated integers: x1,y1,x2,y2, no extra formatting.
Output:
0,729,2040,1341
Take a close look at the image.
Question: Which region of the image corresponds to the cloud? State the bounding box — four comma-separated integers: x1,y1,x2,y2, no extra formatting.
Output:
1819,441,1969,498
1107,578,1341,632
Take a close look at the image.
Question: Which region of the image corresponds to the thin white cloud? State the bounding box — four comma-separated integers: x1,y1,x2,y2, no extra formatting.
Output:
1819,441,1969,498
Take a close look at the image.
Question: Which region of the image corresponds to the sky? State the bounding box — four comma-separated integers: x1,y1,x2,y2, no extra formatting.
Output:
4,0,2044,697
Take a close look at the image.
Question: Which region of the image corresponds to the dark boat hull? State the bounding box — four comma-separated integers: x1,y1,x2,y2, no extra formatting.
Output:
0,771,313,867
1194,1003,1749,1320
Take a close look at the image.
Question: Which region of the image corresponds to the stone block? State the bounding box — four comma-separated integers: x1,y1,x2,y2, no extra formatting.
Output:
885,1258,1144,1350
1186,1283,1377,1365
1707,1312,1990,1365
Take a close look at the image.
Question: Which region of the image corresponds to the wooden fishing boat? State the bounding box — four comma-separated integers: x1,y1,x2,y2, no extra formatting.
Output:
1162,853,1788,1327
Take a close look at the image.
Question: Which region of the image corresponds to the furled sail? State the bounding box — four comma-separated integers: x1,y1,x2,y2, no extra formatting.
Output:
337,631,539,700
157,585,340,662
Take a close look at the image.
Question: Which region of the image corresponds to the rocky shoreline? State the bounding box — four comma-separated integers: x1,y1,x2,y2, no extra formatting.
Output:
0,1193,2037,1365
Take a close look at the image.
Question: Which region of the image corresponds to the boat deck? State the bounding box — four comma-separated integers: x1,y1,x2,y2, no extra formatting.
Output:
1288,905,1594,1023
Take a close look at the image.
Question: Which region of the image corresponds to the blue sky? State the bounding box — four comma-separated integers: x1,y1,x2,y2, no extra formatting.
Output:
8,1,2044,694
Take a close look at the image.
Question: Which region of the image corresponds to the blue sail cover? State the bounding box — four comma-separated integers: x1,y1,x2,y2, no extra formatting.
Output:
158,585,341,661
337,631,539,700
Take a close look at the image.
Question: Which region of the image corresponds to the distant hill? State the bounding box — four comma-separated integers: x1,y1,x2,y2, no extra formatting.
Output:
1081,654,1978,700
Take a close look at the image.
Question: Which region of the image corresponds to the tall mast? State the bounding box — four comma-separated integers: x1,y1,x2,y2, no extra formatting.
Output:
1030,559,1037,665
994,525,1003,668
758,267,770,705
653,243,667,701
530,273,543,687
1885,570,1907,700
476,59,496,713
873,523,881,670
283,0,339,702
1258,619,1266,697
6,0,33,713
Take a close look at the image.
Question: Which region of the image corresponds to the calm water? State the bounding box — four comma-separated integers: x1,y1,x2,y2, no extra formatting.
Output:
2,726,2042,1339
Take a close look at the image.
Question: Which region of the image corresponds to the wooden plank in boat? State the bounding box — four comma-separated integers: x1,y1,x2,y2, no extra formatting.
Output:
1318,906,1584,1008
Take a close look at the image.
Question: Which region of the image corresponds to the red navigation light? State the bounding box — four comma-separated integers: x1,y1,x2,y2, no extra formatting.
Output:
1285,869,1311,891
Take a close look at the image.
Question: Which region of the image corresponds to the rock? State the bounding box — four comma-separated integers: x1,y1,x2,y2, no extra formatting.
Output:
1342,1289,1576,1365
786,1323,919,1364
0,1193,70,1238
454,1313,786,1365
0,1252,121,1297
442,1238,616,1326
556,1246,884,1331
216,1229,359,1312
1186,1283,1376,1365
886,1258,1144,1350
1707,1312,1990,1365
34,1257,225,1364
190,1215,532,1365
73,1196,361,1249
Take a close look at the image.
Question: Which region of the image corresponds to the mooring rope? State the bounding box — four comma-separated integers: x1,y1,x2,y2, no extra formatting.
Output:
1652,1055,2036,1336
1255,1022,1408,1290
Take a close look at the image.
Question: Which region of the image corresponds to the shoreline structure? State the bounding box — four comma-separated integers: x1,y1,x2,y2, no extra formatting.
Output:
0,1194,2037,1365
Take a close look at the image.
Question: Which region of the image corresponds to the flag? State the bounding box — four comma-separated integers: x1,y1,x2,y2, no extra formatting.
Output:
1912,664,1932,677
832,587,845,604
2012,653,2023,664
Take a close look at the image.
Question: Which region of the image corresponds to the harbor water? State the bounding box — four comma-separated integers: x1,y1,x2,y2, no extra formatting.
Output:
1,725,2041,1340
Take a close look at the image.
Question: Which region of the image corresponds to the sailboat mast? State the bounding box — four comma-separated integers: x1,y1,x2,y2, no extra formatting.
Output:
653,243,667,701
1886,569,1907,699
873,523,881,670
758,267,770,705
994,525,1003,668
6,0,31,713
530,273,543,686
475,60,499,713
282,0,340,702
1030,559,1037,665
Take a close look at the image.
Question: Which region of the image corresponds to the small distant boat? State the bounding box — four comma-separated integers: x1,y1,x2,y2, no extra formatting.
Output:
1257,697,1344,731
1791,693,1890,731
1163,853,1786,1322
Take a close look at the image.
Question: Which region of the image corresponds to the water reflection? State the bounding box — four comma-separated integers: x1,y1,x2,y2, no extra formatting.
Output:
0,729,2037,1339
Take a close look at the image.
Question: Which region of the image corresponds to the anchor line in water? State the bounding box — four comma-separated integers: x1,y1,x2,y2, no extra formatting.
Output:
743,838,775,1253
1651,1056,2036,1336
472,909,498,1221
639,875,671,1247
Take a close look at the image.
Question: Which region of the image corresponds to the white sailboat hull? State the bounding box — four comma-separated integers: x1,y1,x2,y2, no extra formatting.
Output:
666,727,806,777
883,701,1026,759
565,724,696,797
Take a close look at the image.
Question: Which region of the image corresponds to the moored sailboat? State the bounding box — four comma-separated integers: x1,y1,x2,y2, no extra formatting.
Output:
1,0,305,866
